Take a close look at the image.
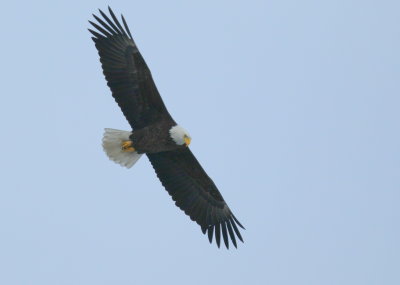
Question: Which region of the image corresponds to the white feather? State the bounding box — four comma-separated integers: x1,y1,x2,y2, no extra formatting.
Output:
102,128,143,169
169,125,191,145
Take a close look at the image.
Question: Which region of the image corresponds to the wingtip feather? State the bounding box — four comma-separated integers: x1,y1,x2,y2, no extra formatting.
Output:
230,217,244,243
226,221,237,248
232,214,245,230
215,223,221,248
207,226,214,243
221,222,229,249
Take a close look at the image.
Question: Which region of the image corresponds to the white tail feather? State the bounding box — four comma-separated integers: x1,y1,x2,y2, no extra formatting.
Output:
102,128,143,169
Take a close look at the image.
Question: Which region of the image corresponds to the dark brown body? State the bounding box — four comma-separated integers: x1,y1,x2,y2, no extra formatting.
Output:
130,121,184,154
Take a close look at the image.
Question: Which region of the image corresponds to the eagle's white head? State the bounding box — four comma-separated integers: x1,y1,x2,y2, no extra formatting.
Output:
169,125,192,146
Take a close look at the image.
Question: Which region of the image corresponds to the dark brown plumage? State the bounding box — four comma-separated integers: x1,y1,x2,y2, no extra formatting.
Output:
89,7,244,248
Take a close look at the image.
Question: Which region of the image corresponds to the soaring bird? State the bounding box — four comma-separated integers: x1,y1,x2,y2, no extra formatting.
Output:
89,7,244,248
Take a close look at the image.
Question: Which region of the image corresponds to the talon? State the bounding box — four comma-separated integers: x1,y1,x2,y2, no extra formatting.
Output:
121,140,135,152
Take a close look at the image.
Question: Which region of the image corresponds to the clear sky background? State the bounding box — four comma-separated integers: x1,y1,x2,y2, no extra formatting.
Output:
0,0,399,284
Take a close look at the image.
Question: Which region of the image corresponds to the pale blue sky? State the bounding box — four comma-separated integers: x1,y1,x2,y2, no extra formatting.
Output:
0,0,399,284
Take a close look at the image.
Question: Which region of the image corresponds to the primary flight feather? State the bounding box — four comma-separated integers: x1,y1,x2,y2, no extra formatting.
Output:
89,7,244,249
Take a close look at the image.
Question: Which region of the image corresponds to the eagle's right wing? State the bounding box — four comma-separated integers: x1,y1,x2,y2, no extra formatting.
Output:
89,7,174,129
147,148,245,249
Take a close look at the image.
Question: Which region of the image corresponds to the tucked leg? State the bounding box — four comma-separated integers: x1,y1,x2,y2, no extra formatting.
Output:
121,140,135,152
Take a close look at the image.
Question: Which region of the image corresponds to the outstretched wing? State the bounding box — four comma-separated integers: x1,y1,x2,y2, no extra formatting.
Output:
89,7,174,129
147,149,245,249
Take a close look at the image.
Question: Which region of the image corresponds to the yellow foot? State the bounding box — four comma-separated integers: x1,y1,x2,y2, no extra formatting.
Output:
121,140,135,152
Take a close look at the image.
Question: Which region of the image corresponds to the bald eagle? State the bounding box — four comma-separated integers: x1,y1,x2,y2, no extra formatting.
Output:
89,7,244,249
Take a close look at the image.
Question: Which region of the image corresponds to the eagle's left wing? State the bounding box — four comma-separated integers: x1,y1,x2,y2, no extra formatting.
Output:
147,149,244,249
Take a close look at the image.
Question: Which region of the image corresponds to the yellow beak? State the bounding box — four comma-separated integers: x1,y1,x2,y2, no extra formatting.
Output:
184,136,191,146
